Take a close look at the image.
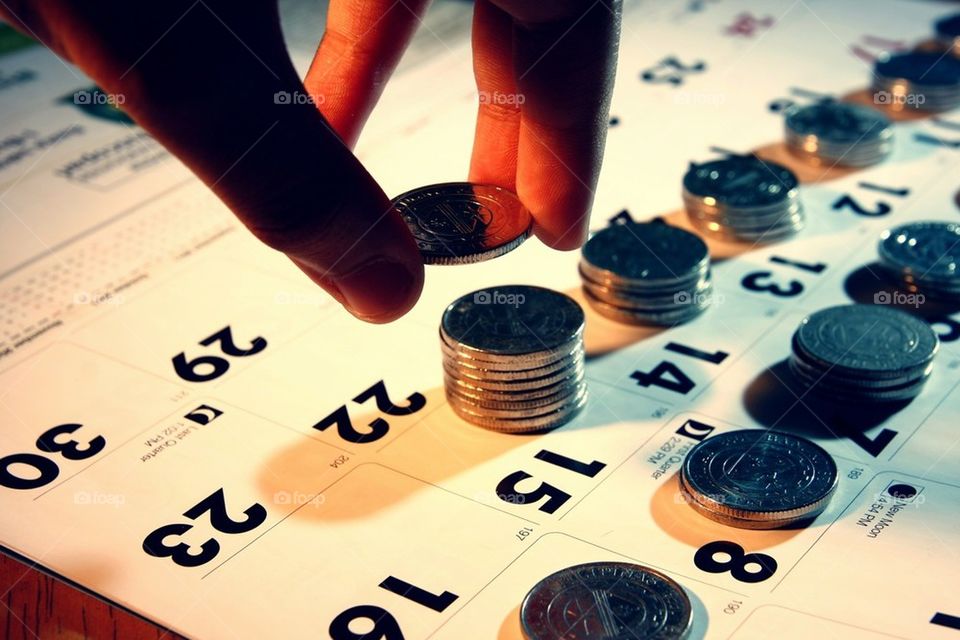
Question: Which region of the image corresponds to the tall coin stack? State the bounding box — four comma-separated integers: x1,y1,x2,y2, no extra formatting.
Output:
789,304,940,403
872,51,960,112
682,155,804,242
784,101,893,167
441,285,588,432
879,221,960,303
579,222,713,325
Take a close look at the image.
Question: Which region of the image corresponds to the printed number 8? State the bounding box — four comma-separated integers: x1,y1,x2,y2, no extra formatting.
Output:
694,540,777,583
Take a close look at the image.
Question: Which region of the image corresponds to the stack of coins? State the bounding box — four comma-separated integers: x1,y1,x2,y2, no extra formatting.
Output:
680,429,838,529
520,562,692,640
785,101,893,167
579,222,713,325
879,221,960,303
391,182,532,264
441,285,587,432
872,51,960,112
789,304,939,403
682,155,803,242
935,13,960,55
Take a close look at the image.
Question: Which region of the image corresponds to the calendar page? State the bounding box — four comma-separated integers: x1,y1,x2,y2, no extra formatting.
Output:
2,1,960,638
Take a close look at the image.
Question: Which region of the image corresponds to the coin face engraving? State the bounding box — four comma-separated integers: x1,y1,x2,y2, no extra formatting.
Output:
442,286,584,355
392,183,532,264
581,223,709,285
682,156,798,208
521,562,692,640
874,52,960,87
796,305,938,373
785,102,892,144
880,221,960,280
681,430,838,516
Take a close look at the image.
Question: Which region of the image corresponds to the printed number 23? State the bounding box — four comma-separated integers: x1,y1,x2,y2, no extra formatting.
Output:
143,488,266,567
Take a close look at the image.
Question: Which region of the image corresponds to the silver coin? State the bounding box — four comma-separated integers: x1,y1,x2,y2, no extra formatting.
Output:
785,102,893,145
441,286,585,358
583,287,710,326
788,337,930,387
784,101,893,166
440,329,583,369
579,263,708,297
392,183,532,264
448,383,587,419
444,346,584,381
682,156,798,209
788,357,932,402
874,52,960,87
443,360,584,393
445,376,584,408
872,52,960,112
879,221,960,293
794,304,939,377
450,389,588,433
580,223,709,289
520,562,692,640
680,429,837,528
582,277,714,311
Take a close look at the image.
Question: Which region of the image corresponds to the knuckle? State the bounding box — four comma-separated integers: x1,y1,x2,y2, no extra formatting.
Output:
479,101,521,123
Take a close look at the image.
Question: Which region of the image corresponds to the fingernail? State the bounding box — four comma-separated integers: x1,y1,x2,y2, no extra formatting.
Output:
336,258,417,322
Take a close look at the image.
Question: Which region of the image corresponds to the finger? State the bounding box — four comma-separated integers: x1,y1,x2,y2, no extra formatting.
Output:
50,2,424,322
491,0,621,250
304,0,431,147
468,0,521,191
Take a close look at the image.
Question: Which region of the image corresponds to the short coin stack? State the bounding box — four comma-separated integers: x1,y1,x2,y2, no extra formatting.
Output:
391,182,532,264
680,429,838,529
872,51,960,112
441,285,587,432
520,562,692,640
789,304,940,403
879,221,960,303
579,222,713,325
785,101,893,167
682,155,803,241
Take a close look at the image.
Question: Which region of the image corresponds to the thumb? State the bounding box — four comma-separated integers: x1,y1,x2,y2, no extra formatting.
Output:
50,2,425,322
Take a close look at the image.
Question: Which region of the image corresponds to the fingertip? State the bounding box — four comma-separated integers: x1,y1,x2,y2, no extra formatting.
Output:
338,256,425,323
300,256,424,323
533,218,589,251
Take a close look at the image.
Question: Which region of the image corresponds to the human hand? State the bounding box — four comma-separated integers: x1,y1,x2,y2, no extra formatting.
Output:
1,0,621,321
